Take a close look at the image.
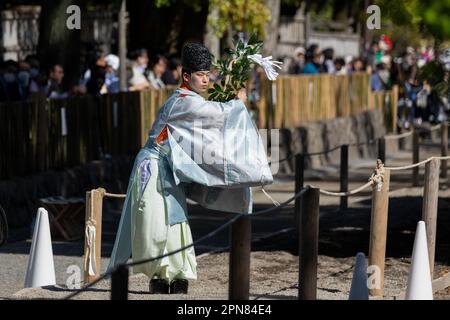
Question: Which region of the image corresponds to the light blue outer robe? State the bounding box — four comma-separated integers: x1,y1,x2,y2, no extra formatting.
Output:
107,87,273,270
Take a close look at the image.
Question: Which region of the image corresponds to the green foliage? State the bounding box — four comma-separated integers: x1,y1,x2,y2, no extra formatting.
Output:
375,0,450,40
208,34,263,102
420,0,450,40
418,60,449,98
208,0,271,38
155,0,271,38
155,0,203,12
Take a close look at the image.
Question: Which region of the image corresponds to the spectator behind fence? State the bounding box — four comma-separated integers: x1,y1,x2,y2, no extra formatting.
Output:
303,44,322,74
334,58,347,75
322,48,335,74
350,58,365,74
17,61,31,98
161,57,182,85
371,63,388,91
147,54,167,89
45,64,68,99
129,48,151,91
0,60,25,102
288,46,305,74
86,49,107,95
364,39,381,73
104,54,120,94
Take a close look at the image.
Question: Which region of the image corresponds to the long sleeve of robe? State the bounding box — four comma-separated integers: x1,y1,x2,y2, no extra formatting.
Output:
107,87,273,270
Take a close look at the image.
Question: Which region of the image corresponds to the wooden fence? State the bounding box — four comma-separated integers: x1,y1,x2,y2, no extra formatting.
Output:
1,74,397,180
0,89,174,180
257,72,398,132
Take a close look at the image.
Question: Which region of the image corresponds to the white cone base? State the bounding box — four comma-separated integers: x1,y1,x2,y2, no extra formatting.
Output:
24,208,56,288
405,221,433,300
349,252,369,300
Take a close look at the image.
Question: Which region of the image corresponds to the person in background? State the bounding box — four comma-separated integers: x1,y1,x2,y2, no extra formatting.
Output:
322,48,335,74
350,58,365,74
161,57,182,85
86,49,107,95
147,54,167,89
1,60,24,101
26,55,45,96
365,39,380,73
334,58,347,75
25,55,40,81
17,61,31,98
371,63,387,91
129,49,151,91
303,44,322,74
288,46,305,74
45,64,68,99
104,54,120,94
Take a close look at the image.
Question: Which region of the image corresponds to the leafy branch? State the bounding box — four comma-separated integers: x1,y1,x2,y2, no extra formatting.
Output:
208,34,263,102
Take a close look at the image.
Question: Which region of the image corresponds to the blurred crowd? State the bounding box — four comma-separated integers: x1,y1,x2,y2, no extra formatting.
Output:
1,37,449,129
0,45,182,102
283,35,449,127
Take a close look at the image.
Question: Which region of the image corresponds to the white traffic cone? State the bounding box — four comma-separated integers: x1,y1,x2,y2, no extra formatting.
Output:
349,252,369,300
405,221,433,300
24,208,56,288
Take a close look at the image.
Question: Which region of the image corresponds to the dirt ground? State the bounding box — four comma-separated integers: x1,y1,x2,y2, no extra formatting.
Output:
9,250,450,300
3,138,450,300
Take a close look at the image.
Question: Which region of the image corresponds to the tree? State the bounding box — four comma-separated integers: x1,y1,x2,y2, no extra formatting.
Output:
263,0,280,56
375,0,450,41
37,0,87,89
155,0,271,48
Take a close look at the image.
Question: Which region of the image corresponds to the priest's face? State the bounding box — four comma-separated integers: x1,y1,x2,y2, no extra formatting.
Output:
183,70,210,93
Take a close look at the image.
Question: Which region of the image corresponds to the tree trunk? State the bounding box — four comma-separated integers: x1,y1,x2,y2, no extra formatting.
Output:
204,4,220,60
118,0,127,91
37,0,85,89
263,0,280,56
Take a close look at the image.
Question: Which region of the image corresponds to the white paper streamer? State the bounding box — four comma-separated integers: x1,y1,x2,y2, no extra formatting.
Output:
61,107,68,136
85,223,97,276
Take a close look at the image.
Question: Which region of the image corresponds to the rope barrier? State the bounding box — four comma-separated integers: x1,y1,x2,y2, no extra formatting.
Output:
264,121,448,166
349,138,378,147
385,155,450,171
68,125,449,299
95,188,126,198
305,144,343,156
268,137,380,166
429,124,442,132
104,192,126,198
261,186,281,206
64,185,311,299
384,131,413,140
313,181,373,197
310,159,385,196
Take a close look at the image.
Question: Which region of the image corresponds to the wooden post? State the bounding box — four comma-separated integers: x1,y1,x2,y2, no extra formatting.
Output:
422,158,440,276
412,130,420,187
441,122,448,180
378,137,386,164
299,187,319,300
229,216,251,300
369,167,390,297
340,145,349,210
294,154,305,232
111,265,129,300
83,188,104,283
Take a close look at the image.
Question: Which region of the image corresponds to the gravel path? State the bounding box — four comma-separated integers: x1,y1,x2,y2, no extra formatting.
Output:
8,251,450,300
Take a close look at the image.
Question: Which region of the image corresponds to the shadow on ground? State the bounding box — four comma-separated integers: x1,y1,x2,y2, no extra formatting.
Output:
2,196,449,266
